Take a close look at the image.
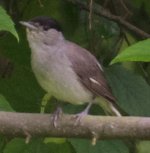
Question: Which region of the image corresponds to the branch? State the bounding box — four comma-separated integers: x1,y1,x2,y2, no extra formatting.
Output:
0,112,150,140
67,0,150,39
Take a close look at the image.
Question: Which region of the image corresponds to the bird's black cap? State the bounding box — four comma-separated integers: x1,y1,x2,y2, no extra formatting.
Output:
29,16,62,31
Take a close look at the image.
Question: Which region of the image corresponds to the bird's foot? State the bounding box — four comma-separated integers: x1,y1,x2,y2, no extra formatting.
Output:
73,102,93,125
74,111,88,125
51,106,63,127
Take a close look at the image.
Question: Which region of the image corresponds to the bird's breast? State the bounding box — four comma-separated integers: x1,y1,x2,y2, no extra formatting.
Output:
31,45,93,104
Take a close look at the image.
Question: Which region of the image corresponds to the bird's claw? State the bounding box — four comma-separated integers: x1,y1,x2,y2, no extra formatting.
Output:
51,107,63,127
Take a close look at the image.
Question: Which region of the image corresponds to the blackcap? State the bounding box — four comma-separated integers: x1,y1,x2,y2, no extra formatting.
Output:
20,16,121,117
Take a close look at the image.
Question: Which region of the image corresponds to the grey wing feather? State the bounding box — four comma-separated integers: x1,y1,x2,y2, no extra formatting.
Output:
65,41,116,103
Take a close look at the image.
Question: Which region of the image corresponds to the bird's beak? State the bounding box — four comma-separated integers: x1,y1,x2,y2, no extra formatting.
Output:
20,21,37,30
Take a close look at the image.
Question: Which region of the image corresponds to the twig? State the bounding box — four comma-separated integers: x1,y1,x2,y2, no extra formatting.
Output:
0,112,150,140
38,0,44,7
89,0,93,30
114,0,132,18
67,0,150,38
119,0,132,17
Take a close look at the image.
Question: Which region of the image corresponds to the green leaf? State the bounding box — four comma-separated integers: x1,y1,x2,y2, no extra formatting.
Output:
0,94,14,111
111,39,150,64
4,138,74,153
4,138,50,153
0,136,6,151
46,142,74,153
106,65,150,116
3,138,27,153
44,137,66,144
136,141,150,153
0,6,19,41
70,139,129,153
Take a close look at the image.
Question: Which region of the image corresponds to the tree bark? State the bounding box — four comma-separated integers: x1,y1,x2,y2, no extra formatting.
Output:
0,112,150,141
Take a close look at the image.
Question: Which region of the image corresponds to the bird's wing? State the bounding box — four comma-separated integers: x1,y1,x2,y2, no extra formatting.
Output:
65,41,116,103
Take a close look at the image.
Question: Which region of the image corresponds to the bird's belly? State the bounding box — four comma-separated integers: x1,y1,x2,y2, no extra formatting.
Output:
39,78,91,104
32,59,93,105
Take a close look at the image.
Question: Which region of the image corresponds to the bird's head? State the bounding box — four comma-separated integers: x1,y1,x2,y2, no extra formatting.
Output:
20,16,63,45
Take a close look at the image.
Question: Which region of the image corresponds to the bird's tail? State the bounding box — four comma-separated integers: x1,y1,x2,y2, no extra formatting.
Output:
95,97,122,116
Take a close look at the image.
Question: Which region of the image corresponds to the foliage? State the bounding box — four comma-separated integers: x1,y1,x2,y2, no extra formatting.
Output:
70,139,129,153
0,94,14,111
0,6,19,41
106,65,150,116
0,0,150,153
111,39,150,64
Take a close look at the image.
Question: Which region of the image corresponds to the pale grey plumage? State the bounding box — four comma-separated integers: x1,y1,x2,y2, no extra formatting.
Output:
20,16,121,116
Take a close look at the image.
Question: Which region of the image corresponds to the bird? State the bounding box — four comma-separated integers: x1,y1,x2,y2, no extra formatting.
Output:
20,16,121,120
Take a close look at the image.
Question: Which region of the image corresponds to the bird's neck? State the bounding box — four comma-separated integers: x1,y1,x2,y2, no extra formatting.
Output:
27,30,65,54
44,30,65,46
